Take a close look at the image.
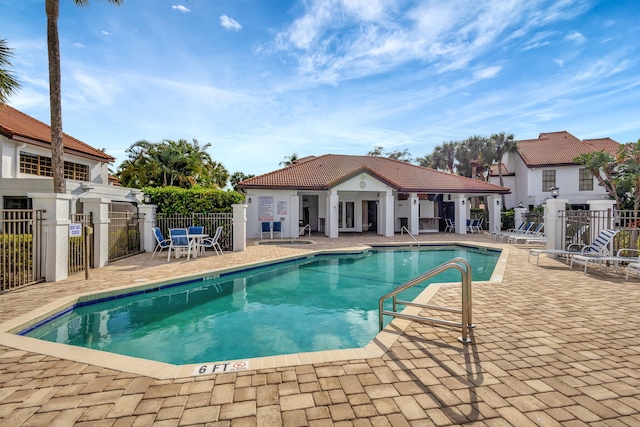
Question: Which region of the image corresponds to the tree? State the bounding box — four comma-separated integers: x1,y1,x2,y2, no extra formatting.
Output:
46,0,123,194
279,153,299,166
367,146,384,157
455,135,493,179
418,141,458,173
490,132,516,207
617,140,640,211
0,38,20,104
115,138,229,189
367,146,412,162
573,150,621,208
230,172,255,192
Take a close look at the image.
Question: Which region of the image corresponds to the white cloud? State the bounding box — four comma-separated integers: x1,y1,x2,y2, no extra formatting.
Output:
101,30,110,36
474,66,502,80
220,15,242,31
554,59,564,68
565,31,586,44
73,43,86,48
172,5,191,13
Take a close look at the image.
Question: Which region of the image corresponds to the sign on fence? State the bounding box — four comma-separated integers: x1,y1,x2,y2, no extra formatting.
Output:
69,223,82,237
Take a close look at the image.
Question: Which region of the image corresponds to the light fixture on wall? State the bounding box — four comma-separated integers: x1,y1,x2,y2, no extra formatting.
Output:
550,186,560,199
497,200,501,206
247,197,252,204
518,201,523,208
413,199,417,205
461,199,465,205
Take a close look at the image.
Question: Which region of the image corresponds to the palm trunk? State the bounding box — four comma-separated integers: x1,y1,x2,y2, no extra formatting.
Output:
498,163,506,209
46,0,65,193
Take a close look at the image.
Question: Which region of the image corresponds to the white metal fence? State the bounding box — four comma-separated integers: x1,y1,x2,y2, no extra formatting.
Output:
1,210,44,292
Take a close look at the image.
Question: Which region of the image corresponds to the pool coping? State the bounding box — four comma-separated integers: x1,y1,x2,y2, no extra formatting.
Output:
0,242,509,380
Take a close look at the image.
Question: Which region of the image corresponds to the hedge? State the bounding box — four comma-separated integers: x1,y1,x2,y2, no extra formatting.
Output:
142,186,245,215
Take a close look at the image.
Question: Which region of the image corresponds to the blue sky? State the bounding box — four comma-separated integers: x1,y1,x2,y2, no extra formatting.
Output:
1,0,639,178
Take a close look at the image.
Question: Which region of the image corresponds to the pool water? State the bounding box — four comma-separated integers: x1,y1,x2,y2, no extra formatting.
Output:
25,247,499,365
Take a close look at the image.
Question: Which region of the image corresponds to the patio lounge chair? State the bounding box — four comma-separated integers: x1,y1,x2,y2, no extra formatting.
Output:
626,262,640,280
528,228,619,266
167,228,195,262
508,223,544,244
151,227,171,259
495,222,535,242
201,226,223,256
489,221,526,240
571,248,640,274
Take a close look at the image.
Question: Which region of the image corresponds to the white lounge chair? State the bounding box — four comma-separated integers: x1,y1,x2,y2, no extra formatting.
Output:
571,248,640,274
444,218,455,233
528,228,619,266
496,222,535,242
151,227,171,259
490,222,526,239
508,223,544,244
626,262,640,280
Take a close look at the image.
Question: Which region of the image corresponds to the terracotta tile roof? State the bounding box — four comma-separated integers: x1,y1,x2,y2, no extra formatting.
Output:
239,154,510,194
517,131,619,167
488,163,513,177
0,105,114,162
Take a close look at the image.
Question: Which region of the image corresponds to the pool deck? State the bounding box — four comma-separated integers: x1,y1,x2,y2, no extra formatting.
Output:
1,232,639,426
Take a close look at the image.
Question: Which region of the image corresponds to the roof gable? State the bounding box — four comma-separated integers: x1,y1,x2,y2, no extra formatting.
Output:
239,154,509,194
516,131,619,167
0,105,114,163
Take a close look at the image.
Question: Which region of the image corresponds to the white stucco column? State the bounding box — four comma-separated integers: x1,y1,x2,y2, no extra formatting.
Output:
27,192,72,282
544,198,568,252
514,207,527,230
82,198,110,267
290,195,300,239
454,195,467,234
232,204,247,251
382,192,394,237
487,195,502,234
328,192,339,238
137,203,157,253
409,193,419,235
587,199,616,246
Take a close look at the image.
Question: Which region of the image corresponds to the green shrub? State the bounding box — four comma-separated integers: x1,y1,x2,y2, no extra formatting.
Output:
142,186,245,215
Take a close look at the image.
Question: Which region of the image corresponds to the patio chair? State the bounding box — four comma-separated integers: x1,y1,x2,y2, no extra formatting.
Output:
188,225,204,235
444,218,455,233
571,248,640,275
167,228,195,262
201,226,223,256
496,222,535,241
489,221,526,240
151,227,171,259
272,221,283,239
508,223,544,244
626,262,640,280
261,222,271,239
528,228,619,266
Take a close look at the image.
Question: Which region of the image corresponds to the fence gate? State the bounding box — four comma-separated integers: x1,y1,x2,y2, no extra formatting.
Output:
1,210,45,292
108,211,143,262
155,213,234,251
69,213,93,276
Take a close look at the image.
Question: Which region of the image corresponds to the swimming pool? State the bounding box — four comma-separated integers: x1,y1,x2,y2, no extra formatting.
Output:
22,246,500,365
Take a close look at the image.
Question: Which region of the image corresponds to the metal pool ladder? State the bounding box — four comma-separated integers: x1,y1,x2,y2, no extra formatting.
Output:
400,226,419,246
378,257,473,344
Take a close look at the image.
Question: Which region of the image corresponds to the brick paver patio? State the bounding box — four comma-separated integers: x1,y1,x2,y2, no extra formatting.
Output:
1,233,639,426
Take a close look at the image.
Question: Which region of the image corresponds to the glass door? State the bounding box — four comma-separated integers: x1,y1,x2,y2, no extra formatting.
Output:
338,201,356,231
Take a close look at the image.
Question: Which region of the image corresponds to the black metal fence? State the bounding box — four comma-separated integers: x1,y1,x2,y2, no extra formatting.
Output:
155,213,233,251
108,212,143,261
1,210,45,292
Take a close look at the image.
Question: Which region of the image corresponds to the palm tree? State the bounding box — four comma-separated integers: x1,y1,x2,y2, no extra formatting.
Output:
419,141,458,173
280,153,299,166
490,132,516,207
46,0,123,193
0,38,20,105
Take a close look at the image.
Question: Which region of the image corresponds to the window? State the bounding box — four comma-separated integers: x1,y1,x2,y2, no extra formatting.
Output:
20,152,88,181
542,170,556,192
579,168,593,191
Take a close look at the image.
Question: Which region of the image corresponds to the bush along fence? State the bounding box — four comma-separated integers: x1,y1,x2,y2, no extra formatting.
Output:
1,210,44,292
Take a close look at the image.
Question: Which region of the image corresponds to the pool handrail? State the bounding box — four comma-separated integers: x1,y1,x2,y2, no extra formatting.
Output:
400,226,419,246
378,257,473,344
292,224,311,243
